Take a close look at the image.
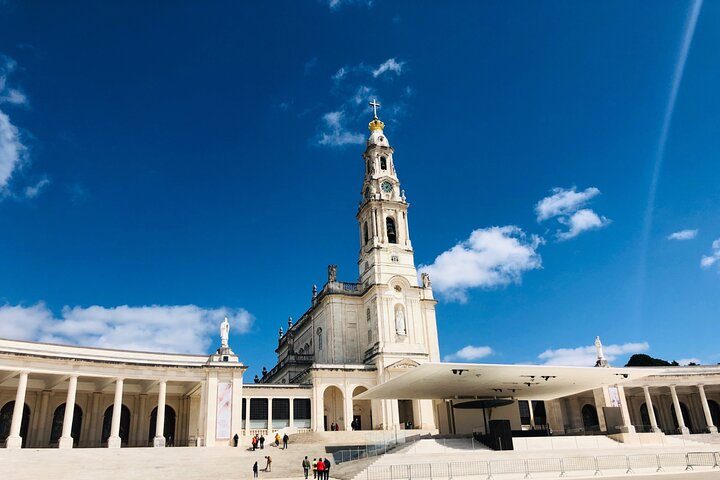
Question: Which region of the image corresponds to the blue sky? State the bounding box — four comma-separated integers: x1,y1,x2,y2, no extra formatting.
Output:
1,1,719,375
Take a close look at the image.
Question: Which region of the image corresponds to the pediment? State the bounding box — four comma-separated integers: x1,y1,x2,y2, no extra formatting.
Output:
386,358,421,370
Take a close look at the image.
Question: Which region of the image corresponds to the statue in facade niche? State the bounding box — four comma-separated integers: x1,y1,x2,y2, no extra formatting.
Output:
328,264,338,282
220,316,230,348
395,308,406,336
421,273,431,288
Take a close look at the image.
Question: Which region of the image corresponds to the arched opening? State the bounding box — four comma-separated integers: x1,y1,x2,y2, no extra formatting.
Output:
49,403,83,445
0,401,31,447
149,405,176,446
102,404,131,446
323,386,344,431
351,386,372,431
363,222,369,244
639,403,662,430
380,157,387,170
671,402,693,433
386,217,397,244
581,404,600,432
709,400,720,429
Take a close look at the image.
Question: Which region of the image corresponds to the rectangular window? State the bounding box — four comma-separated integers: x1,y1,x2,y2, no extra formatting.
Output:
518,400,531,425
272,398,290,428
249,398,268,428
293,398,311,428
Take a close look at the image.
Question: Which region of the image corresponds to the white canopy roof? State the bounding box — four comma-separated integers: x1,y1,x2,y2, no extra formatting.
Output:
355,362,654,401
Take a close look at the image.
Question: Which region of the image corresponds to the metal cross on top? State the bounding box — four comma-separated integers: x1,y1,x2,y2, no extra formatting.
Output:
369,99,381,119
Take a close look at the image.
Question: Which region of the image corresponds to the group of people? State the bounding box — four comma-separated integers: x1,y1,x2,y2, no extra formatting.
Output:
350,418,361,430
250,434,265,450
328,422,340,431
302,456,331,479
273,432,290,449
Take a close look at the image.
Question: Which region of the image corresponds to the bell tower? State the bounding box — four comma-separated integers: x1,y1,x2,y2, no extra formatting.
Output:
357,100,418,287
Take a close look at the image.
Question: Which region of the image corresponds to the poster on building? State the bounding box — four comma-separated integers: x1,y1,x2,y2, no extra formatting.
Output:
216,382,232,439
608,385,621,407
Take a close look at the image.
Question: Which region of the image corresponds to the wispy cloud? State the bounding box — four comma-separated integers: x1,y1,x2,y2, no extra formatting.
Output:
327,0,373,10
0,303,253,354
538,341,649,366
0,110,26,193
535,186,610,240
372,58,404,78
443,345,494,362
420,226,543,302
668,229,698,241
317,110,364,147
701,238,720,269
23,176,49,198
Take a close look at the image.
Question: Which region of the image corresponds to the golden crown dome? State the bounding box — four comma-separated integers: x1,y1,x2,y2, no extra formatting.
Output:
368,118,385,131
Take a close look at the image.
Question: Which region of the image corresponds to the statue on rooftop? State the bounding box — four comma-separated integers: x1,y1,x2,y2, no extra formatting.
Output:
421,273,431,288
220,316,230,349
595,336,609,367
328,264,338,282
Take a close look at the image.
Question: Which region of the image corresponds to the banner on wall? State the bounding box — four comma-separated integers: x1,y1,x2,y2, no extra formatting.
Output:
216,382,232,439
608,385,621,407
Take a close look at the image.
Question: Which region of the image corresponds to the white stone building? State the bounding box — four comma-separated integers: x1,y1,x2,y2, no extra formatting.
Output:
1,107,718,449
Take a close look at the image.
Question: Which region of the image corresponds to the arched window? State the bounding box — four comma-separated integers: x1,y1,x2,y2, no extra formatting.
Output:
364,222,369,244
149,405,176,446
317,327,323,351
49,403,83,444
102,404,131,446
581,404,600,432
380,157,387,170
386,217,397,244
0,401,31,446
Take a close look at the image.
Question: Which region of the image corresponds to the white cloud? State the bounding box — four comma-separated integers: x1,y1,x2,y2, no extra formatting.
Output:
535,186,610,240
556,208,611,241
1,89,27,105
373,58,404,78
327,0,373,10
24,176,49,198
317,110,365,147
332,67,347,81
420,226,543,302
443,345,494,362
0,303,253,354
668,229,698,241
677,358,701,366
701,238,720,269
0,110,26,192
538,341,649,366
535,187,600,221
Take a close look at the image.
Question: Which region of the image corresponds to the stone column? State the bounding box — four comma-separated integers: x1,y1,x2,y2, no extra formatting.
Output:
698,385,718,434
670,385,689,435
137,394,148,446
528,400,536,428
108,378,124,448
643,386,660,432
153,380,167,447
267,397,273,433
35,390,51,448
87,392,101,447
230,376,243,442
244,396,251,436
6,372,29,449
617,385,635,434
58,375,79,449
343,388,353,431
289,398,294,428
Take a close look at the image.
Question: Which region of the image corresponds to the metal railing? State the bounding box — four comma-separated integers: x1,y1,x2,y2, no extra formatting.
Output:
332,430,424,465
363,451,720,479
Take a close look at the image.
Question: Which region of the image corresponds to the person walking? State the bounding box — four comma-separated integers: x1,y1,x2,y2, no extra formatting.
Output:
252,461,258,478
302,456,311,479
259,434,265,449
282,433,289,450
323,458,331,480
252,435,257,451
233,433,239,447
264,455,272,472
316,457,325,479
274,432,280,447
312,458,318,479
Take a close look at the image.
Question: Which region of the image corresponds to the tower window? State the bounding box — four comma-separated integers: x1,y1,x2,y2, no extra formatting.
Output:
380,157,387,170
386,217,397,244
364,222,369,244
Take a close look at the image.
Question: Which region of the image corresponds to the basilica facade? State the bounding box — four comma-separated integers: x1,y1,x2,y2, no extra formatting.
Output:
260,111,440,433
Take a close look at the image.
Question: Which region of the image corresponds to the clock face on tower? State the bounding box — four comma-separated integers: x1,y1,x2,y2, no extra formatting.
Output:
381,181,393,193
